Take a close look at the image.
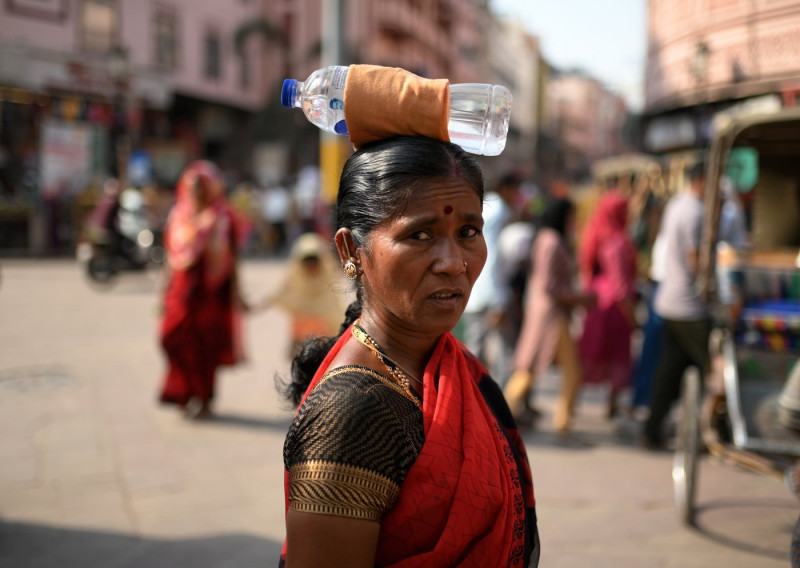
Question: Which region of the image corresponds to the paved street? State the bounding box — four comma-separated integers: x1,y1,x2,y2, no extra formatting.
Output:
0,258,795,567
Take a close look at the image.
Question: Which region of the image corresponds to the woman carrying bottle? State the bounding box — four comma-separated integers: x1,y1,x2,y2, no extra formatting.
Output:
158,161,247,419
279,136,539,567
577,191,638,418
503,198,596,435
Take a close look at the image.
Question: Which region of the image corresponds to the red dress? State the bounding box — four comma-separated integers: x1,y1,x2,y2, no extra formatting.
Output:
159,161,243,406
578,192,637,391
579,235,637,390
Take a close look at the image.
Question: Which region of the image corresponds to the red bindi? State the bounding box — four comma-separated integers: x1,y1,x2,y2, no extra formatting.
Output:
444,205,453,215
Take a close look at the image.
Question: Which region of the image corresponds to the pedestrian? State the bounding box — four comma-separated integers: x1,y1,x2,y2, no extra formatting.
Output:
460,173,521,382
228,181,259,254
497,217,537,377
158,160,248,420
718,176,748,250
279,136,539,567
84,177,125,254
629,232,667,417
255,232,347,357
716,176,749,309
642,161,711,449
503,198,596,434
262,182,292,256
293,166,322,234
578,191,638,418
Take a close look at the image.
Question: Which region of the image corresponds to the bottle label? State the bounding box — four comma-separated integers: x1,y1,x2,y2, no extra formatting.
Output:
331,66,348,92
330,66,349,134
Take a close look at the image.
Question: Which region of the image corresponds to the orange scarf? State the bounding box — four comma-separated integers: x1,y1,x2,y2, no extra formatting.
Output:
283,328,537,566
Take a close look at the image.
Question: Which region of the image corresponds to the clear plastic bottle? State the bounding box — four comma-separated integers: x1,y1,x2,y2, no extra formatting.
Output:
281,66,350,135
281,66,513,156
447,83,512,156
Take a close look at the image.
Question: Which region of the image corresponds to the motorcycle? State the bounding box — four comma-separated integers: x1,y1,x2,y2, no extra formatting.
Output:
77,189,166,285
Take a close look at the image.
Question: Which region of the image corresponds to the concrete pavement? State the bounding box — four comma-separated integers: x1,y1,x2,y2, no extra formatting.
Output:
0,258,795,567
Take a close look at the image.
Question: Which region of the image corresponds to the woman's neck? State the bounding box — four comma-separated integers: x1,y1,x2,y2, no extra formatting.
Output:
356,313,439,381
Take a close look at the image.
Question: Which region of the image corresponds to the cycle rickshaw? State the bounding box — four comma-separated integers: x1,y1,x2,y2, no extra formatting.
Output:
672,108,800,556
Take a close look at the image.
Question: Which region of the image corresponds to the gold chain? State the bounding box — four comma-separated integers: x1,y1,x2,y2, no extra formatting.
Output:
351,319,422,409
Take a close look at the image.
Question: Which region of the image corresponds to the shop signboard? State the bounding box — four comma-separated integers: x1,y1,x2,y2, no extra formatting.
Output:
39,119,95,197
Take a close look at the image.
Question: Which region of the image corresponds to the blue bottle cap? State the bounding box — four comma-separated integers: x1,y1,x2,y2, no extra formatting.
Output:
334,119,349,135
281,79,297,108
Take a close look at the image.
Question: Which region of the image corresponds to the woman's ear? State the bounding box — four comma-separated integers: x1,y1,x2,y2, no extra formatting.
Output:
334,228,357,266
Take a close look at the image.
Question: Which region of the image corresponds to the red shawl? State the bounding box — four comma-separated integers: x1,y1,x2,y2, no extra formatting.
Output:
165,160,235,290
579,190,629,288
283,328,536,566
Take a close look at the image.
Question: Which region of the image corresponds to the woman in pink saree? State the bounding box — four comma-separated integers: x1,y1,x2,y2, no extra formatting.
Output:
578,191,638,418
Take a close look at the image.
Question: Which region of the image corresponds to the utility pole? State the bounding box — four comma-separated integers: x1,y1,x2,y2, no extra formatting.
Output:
320,0,348,205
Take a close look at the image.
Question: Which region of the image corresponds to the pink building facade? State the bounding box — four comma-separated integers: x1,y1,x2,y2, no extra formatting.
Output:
262,0,489,89
0,0,266,251
0,0,266,182
0,0,546,251
644,0,800,151
546,73,629,180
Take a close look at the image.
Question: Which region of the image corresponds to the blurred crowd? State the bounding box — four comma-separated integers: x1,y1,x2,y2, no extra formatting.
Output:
225,166,331,258
80,164,331,268
460,161,751,449
81,155,747,449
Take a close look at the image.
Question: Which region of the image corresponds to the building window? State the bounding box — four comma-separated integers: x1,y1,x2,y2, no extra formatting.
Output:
8,0,67,22
81,0,118,52
154,11,178,69
204,32,221,80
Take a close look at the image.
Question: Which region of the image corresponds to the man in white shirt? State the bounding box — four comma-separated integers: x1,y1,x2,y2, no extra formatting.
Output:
643,161,712,449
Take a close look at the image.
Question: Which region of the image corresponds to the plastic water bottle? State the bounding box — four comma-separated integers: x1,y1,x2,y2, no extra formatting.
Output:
281,66,350,136
281,66,513,156
447,83,512,156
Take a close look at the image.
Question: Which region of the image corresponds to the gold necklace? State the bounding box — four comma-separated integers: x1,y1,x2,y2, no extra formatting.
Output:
351,319,422,409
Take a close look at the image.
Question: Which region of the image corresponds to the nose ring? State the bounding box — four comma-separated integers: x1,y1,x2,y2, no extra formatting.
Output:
463,261,468,269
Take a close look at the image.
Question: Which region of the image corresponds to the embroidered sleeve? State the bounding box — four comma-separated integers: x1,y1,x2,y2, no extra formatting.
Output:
284,367,424,522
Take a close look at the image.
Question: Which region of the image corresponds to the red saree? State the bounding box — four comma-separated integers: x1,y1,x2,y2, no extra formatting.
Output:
282,328,538,567
159,161,244,406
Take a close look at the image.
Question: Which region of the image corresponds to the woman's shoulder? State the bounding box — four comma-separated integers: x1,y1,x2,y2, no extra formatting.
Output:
535,228,570,260
292,365,423,437
536,227,559,242
285,365,424,487
312,365,419,405
319,364,387,383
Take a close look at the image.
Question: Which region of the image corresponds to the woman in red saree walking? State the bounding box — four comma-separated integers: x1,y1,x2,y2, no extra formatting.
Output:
578,191,638,418
159,160,246,419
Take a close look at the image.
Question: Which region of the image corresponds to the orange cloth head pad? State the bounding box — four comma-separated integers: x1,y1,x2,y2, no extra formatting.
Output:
344,65,451,150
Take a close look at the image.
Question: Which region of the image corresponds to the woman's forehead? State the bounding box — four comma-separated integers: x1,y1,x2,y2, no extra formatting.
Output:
405,178,481,209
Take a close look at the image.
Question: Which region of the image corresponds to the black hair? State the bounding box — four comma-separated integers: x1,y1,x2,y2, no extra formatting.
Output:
280,136,484,406
539,197,574,237
496,172,521,191
689,161,707,182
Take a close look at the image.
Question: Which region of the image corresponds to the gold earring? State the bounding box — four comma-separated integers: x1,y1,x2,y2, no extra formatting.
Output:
344,261,358,280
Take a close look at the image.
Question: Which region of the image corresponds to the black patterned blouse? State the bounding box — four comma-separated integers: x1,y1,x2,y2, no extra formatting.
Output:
283,366,425,522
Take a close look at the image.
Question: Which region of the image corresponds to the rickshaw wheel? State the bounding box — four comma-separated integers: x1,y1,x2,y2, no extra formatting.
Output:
673,368,702,526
